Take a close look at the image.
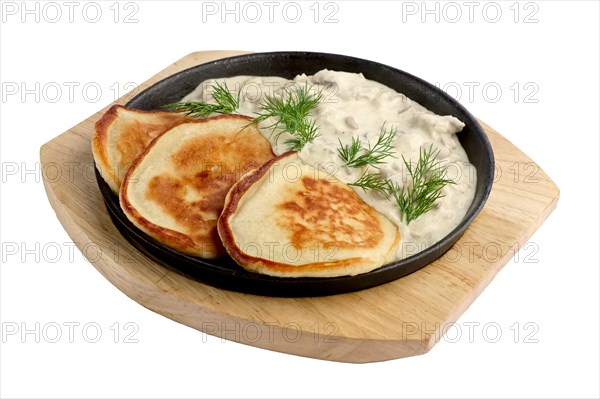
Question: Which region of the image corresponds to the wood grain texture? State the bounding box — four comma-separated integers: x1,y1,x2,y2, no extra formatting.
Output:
40,51,560,363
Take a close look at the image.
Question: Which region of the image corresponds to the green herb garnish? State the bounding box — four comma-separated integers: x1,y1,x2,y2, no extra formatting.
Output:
253,85,322,151
349,171,394,199
162,81,240,118
338,123,397,168
347,144,455,223
390,144,456,224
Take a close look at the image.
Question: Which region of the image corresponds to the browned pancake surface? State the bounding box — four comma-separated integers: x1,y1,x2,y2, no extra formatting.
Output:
92,105,188,193
218,152,400,277
120,115,276,258
276,176,384,250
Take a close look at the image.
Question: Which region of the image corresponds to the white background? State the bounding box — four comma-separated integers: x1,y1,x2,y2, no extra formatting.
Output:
1,1,598,398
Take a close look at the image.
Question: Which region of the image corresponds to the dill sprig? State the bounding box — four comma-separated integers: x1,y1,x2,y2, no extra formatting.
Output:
338,136,362,166
349,171,394,199
391,144,456,224
338,123,397,168
346,144,455,223
253,85,322,151
162,81,240,118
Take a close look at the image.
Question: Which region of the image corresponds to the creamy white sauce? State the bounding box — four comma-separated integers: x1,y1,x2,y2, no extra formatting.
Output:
182,70,477,260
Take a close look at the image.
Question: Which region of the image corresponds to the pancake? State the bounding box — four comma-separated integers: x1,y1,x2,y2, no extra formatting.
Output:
120,115,276,258
217,152,400,277
92,105,188,193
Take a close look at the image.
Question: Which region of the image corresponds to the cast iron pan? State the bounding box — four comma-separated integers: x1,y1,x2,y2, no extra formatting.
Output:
96,51,494,297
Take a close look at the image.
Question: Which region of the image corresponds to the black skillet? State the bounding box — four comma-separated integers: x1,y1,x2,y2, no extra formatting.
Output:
95,52,494,297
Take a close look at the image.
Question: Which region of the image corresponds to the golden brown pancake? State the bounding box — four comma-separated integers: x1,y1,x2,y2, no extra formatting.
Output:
218,152,400,277
120,115,276,258
92,105,189,193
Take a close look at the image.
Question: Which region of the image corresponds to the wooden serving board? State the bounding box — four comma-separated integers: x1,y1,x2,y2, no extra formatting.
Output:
40,51,560,363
